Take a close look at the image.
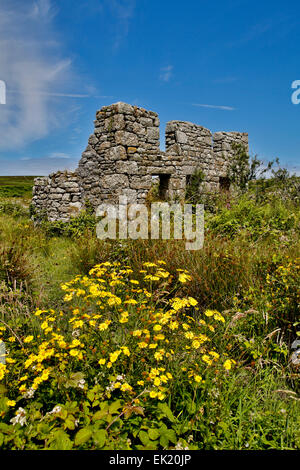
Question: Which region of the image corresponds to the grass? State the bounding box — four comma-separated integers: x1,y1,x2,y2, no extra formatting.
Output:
0,176,38,198
0,177,299,450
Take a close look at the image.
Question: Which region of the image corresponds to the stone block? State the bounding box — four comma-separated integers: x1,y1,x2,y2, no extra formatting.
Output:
101,174,129,190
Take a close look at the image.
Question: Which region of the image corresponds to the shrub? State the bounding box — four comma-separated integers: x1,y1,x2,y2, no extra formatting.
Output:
41,211,97,238
207,196,299,241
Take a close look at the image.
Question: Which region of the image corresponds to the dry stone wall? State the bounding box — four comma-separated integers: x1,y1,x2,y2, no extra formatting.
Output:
32,172,82,222
32,102,248,221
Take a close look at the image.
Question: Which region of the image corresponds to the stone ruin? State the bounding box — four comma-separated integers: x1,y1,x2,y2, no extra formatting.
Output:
32,102,249,222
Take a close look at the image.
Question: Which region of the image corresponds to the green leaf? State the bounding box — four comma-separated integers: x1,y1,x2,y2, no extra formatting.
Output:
187,401,196,415
93,429,107,448
157,403,176,423
109,400,122,415
148,428,160,440
75,427,93,446
49,430,73,450
64,417,76,431
87,390,95,402
0,385,7,396
165,429,177,444
71,372,84,382
0,423,10,433
160,434,169,448
139,430,150,446
93,410,108,421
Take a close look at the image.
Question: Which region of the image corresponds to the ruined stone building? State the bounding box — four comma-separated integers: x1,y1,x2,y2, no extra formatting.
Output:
32,102,249,221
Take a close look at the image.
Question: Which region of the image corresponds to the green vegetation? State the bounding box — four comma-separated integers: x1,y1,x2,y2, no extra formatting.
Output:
0,176,37,198
0,171,299,450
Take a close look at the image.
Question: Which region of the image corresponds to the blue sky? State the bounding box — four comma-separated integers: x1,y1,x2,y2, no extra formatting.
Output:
0,0,300,175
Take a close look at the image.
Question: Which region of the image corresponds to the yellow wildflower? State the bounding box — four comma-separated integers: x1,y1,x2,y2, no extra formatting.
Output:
24,336,34,344
224,360,232,371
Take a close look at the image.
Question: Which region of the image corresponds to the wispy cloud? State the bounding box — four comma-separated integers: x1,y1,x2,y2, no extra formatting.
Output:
29,0,57,21
106,0,136,49
192,103,236,111
48,152,71,159
21,152,71,161
226,15,297,49
9,90,92,99
160,65,174,83
0,0,91,151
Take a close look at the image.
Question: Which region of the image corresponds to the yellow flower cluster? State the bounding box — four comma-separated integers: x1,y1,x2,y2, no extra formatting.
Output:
0,260,234,409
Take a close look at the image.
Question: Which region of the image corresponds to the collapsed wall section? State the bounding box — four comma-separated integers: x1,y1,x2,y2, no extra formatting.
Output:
32,171,82,222
165,120,248,192
213,131,249,170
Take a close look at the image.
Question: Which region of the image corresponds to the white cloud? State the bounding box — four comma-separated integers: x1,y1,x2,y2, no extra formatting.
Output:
20,152,71,161
48,152,71,159
9,90,91,99
106,0,136,49
160,65,174,83
109,0,136,21
29,0,57,21
192,103,236,111
0,1,89,151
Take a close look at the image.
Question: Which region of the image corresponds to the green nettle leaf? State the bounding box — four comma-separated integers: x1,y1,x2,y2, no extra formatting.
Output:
60,410,68,420
157,403,176,423
49,430,73,450
109,400,122,415
165,429,177,444
92,410,108,421
64,416,76,431
160,434,169,448
93,429,107,448
75,427,93,446
87,390,95,402
0,423,10,432
148,428,160,441
139,430,150,446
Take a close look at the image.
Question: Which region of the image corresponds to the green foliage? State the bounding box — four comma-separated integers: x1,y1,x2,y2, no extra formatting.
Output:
207,195,299,241
185,169,205,204
228,143,274,192
0,166,299,450
41,210,97,238
0,176,36,199
0,200,28,218
251,171,300,206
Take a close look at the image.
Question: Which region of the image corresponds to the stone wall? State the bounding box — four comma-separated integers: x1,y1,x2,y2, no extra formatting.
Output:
32,102,249,221
32,171,82,222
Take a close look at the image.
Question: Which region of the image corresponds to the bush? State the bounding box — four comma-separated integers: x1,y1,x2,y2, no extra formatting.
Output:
41,211,97,238
207,196,299,241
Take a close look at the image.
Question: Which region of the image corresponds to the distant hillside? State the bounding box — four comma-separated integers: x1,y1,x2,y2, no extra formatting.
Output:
0,176,40,198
